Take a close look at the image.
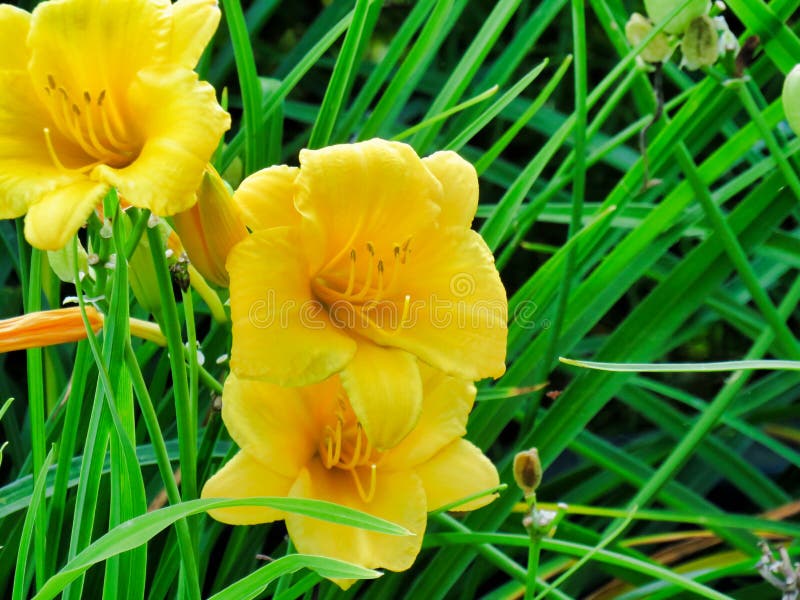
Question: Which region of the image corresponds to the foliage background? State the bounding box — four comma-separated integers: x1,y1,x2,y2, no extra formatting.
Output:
1,0,799,598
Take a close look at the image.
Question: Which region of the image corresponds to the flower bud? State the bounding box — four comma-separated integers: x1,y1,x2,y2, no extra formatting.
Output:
625,13,672,64
47,239,89,284
782,65,800,137
513,448,542,496
171,166,248,287
128,221,169,316
681,15,719,70
644,0,710,34
0,306,103,353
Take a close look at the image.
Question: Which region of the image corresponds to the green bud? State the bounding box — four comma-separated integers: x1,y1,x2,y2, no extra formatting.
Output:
625,13,672,63
681,15,719,70
782,65,800,137
644,0,710,34
47,239,89,284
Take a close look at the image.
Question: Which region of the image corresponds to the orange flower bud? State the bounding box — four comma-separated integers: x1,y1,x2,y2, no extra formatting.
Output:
0,306,103,353
172,166,248,288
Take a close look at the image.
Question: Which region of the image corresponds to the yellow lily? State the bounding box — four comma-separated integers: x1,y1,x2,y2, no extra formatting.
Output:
228,139,507,449
201,365,499,586
0,0,230,250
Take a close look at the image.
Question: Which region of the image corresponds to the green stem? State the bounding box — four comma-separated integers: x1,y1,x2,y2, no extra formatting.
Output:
24,247,47,592
146,227,197,502
524,532,542,600
124,341,201,600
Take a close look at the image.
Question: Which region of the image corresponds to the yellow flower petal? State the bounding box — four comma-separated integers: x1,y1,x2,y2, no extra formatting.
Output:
286,459,426,576
234,165,301,231
415,439,499,512
422,151,479,228
381,367,475,470
0,72,79,220
228,227,357,385
221,373,322,479
28,0,171,102
24,180,108,250
339,339,423,451
201,451,292,525
366,228,507,380
167,0,221,69
295,139,441,271
93,66,230,216
0,5,31,70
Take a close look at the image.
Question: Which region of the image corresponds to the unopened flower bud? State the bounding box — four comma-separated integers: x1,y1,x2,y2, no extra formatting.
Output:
782,65,800,137
681,15,719,70
644,0,710,34
171,166,248,288
625,13,672,63
513,448,542,496
47,239,89,284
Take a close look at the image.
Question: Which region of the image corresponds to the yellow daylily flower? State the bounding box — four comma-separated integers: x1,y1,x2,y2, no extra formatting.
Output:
0,0,231,250
0,306,167,352
228,139,507,449
201,365,499,587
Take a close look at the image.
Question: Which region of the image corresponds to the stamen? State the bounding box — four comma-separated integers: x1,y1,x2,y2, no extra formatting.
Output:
331,418,342,466
374,259,385,301
383,243,403,295
325,433,334,468
343,249,357,296
400,294,411,326
350,465,377,503
352,243,375,301
47,74,56,89
341,423,363,469
401,238,412,264
82,94,119,156
43,127,103,174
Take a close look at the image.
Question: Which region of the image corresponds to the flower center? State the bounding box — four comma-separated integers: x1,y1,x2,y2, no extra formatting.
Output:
41,74,138,174
318,394,383,502
311,239,413,330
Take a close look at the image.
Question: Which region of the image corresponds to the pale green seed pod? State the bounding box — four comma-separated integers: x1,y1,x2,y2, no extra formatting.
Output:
681,15,719,70
513,448,543,497
625,12,672,63
644,0,710,34
782,65,800,137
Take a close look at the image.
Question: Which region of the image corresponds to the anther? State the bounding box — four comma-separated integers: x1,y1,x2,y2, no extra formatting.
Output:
47,74,55,89
83,91,91,104
366,242,375,255
72,104,81,116
97,90,106,106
